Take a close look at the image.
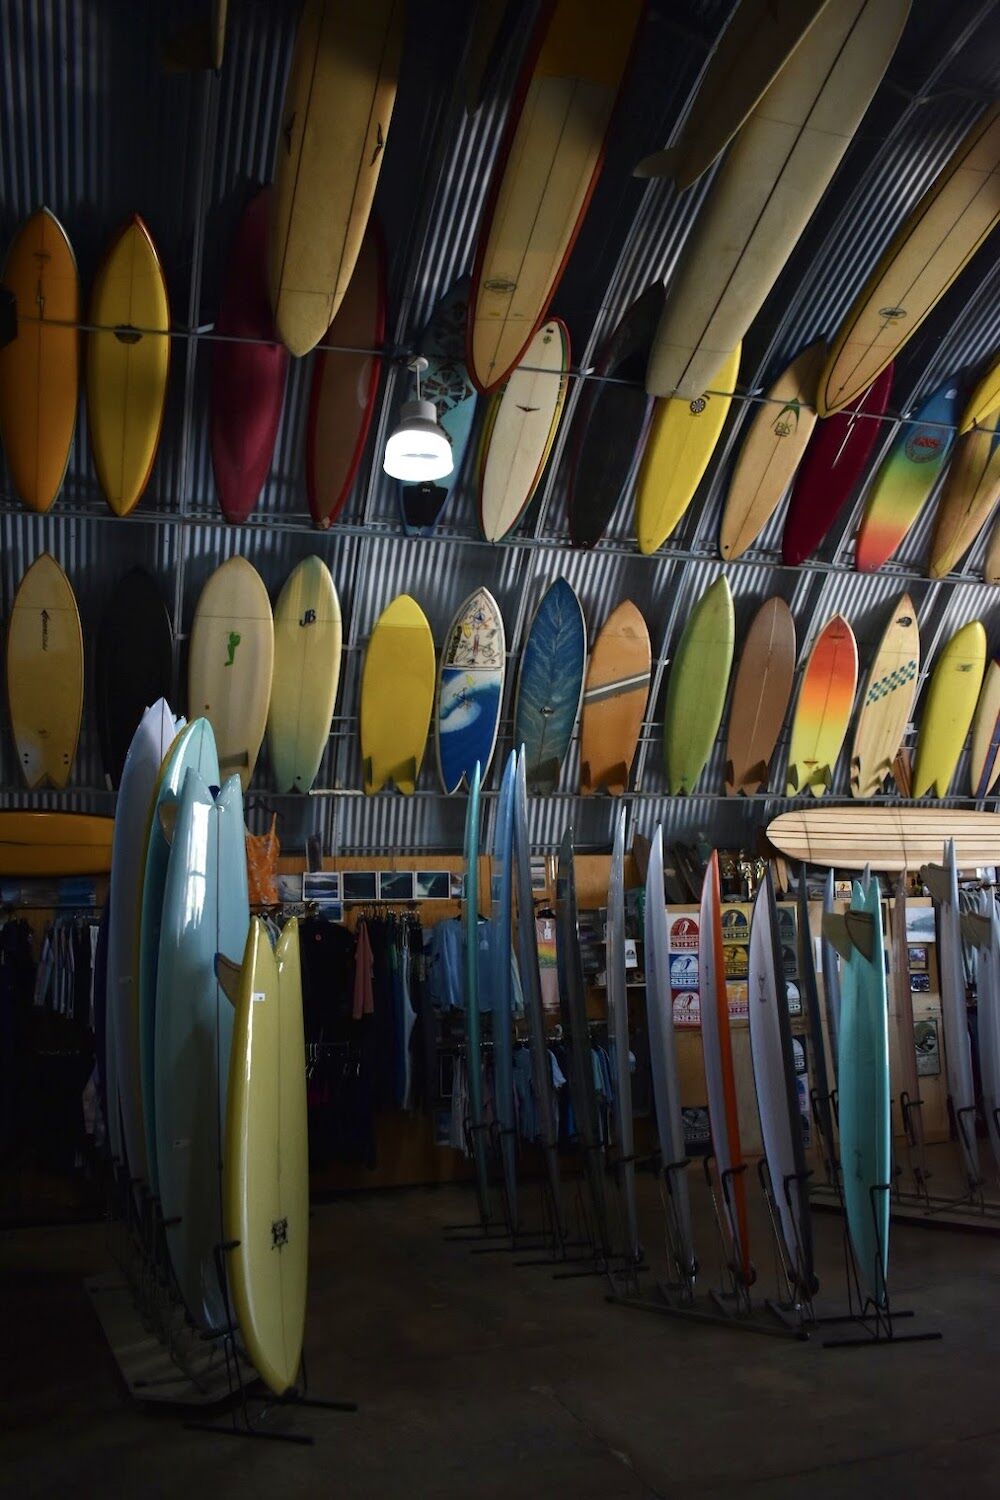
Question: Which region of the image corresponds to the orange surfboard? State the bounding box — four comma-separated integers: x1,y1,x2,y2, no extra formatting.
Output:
579,601,650,795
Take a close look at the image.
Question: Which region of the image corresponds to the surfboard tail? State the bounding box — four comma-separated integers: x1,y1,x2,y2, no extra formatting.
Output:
215,952,242,1004
363,755,381,796
961,913,991,949
786,762,800,792
821,911,852,960
919,863,949,904
530,756,561,796
632,145,679,182
393,756,419,797
844,910,875,961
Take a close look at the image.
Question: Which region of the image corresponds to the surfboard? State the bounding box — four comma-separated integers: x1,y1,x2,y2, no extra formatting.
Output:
645,0,910,399
797,867,836,1174
959,354,1000,434
567,285,660,548
912,619,986,798
490,753,518,1228
749,873,815,1294
139,718,220,1201
436,588,505,794
928,419,1000,578
635,344,741,554
608,804,640,1262
781,363,895,565
768,807,1000,870
87,215,170,516
889,876,927,1185
579,600,651,796
634,0,831,191
478,318,569,542
699,850,752,1286
269,0,402,356
854,383,959,571
0,813,114,876
964,892,1000,1177
220,918,308,1397
921,842,980,1186
267,557,341,794
718,343,823,561
725,596,795,796
360,595,435,795
644,826,696,1281
0,207,80,513
663,576,734,795
398,278,476,535
107,700,182,1192
156,770,249,1333
822,870,842,1078
513,578,586,795
785,615,858,796
984,504,1000,584
970,656,1000,798
819,104,1000,416
188,556,275,790
467,0,645,391
849,593,920,799
463,761,491,1225
211,188,289,524
7,553,83,790
95,568,174,789
305,221,385,529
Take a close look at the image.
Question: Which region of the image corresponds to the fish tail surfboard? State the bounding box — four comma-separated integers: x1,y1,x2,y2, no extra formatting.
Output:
663,576,734,795
267,557,342,794
360,595,435,795
911,620,986,798
513,578,587,796
849,593,919,799
854,383,959,572
436,588,506,794
188,556,275,791
7,553,84,790
927,418,1000,578
579,601,651,795
970,656,1000,798
785,615,858,797
724,595,795,796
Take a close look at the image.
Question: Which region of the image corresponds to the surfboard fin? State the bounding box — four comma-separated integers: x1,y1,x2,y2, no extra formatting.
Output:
745,759,769,791
961,913,991,949
786,763,800,791
604,762,629,797
919,864,949,904
220,749,250,772
393,757,418,797
633,145,679,181
158,801,179,845
819,764,833,791
533,756,561,794
214,953,242,1005
821,912,852,960
844,910,875,961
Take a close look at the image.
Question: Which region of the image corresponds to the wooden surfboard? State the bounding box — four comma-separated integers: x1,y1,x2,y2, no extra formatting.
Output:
768,806,1000,871
306,222,386,529
819,104,1000,415
579,600,650,795
635,344,741,554
608,805,640,1261
0,208,80,513
922,843,979,1185
269,0,402,356
718,343,822,561
663,576,734,795
849,593,920,799
7,553,83,790
436,588,506,793
398,278,476,535
0,813,113,876
467,0,645,392
646,0,909,399
928,419,1000,578
360,595,435,794
513,578,586,795
211,189,289,524
267,557,342,794
912,619,986,798
959,353,1000,434
188,556,274,789
854,382,959,571
478,318,569,542
87,216,170,515
984,503,1000,584
970,656,1000,798
96,568,173,789
222,918,308,1397
785,614,858,796
724,596,795,795
781,363,894,565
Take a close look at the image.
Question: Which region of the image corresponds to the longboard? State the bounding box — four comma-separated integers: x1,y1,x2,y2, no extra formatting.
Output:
490,753,518,1228
854,382,958,571
822,871,842,1075
267,557,342,793
513,578,586,795
663,575,734,794
87,216,170,515
970,655,1000,797
211,189,288,523
7,553,83,790
928,419,1000,578
921,843,979,1186
96,568,174,789
725,596,795,796
889,876,927,1185
785,615,858,796
798,867,836,1173
984,503,1000,584
188,556,274,789
849,593,919,799
463,761,491,1225
0,813,114,876
767,806,1000,870
608,805,640,1261
0,207,80,512
397,278,475,535
579,600,650,795
269,0,402,356
360,595,435,795
478,318,569,542
436,588,505,794
912,619,986,797
819,103,1000,415
964,893,1000,1177
960,353,1000,434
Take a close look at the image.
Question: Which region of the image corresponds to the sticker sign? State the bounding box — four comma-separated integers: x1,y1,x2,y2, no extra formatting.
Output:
670,915,699,951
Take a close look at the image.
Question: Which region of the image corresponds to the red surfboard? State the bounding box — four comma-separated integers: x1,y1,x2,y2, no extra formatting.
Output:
210,188,289,524
781,362,894,566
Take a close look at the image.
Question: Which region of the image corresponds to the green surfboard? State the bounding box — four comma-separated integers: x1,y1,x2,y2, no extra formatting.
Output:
663,576,734,794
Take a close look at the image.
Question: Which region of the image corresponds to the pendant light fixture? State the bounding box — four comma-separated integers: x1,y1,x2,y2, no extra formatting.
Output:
382,355,454,482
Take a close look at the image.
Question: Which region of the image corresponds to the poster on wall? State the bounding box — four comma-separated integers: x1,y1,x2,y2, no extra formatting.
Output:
672,991,700,1027
726,981,748,1021
915,1018,941,1076
682,1105,711,1152
415,871,450,900
905,905,937,944
670,914,699,951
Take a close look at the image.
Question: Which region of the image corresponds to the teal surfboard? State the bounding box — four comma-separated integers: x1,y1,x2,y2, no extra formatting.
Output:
491,751,518,1228
513,578,587,795
463,760,491,1224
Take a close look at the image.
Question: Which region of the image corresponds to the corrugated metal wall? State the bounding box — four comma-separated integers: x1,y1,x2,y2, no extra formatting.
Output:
0,0,999,855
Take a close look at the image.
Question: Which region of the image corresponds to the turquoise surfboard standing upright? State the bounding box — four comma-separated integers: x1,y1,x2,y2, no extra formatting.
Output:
399,278,478,535
513,578,587,794
463,761,491,1225
491,752,518,1229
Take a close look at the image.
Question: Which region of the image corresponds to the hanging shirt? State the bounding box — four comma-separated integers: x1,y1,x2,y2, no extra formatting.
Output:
353,921,375,1020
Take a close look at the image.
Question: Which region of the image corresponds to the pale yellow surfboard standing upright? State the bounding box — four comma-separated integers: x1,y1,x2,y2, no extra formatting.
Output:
360,595,436,794
7,554,84,789
269,0,402,357
912,620,987,798
188,556,275,789
267,558,342,793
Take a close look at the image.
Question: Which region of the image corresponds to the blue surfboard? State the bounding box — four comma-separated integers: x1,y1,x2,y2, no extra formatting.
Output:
463,760,490,1225
513,578,587,795
437,588,505,793
399,279,478,535
491,751,518,1228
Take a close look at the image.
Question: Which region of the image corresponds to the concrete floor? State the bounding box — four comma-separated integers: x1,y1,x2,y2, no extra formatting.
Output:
2,1170,999,1499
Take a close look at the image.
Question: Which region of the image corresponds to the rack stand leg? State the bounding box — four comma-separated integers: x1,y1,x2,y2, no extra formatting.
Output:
818,1182,942,1349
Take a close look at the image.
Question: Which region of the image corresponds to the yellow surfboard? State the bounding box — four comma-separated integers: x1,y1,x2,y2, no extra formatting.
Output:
970,657,1000,797
928,417,1000,578
0,812,113,875
269,0,402,357
360,595,435,794
849,593,920,799
959,352,1000,434
6,554,83,790
222,918,308,1397
267,557,342,794
0,208,80,513
912,620,986,798
87,216,170,516
635,344,740,554
188,557,274,789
